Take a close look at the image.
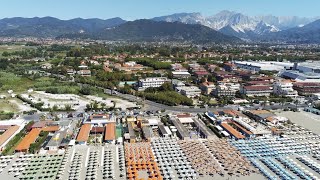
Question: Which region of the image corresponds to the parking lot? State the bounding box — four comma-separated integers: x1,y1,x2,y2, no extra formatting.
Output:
275,111,320,135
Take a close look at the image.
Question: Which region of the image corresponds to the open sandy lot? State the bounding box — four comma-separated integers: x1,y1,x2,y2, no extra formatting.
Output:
275,111,320,135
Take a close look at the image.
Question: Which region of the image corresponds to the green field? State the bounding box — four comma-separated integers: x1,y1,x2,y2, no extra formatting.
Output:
0,45,36,57
0,99,19,112
0,71,34,93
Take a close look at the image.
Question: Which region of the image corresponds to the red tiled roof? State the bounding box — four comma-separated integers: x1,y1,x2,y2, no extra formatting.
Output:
294,82,320,86
42,126,59,132
91,127,105,133
76,124,91,142
233,122,253,135
194,71,209,75
0,126,19,147
177,114,192,118
104,123,115,141
220,122,245,139
16,128,41,152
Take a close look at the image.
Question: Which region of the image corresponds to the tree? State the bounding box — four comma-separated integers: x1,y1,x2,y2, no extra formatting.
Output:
93,101,98,110
86,104,91,111
101,103,106,110
80,85,91,95
159,82,174,91
2,51,10,57
65,105,72,111
52,105,58,111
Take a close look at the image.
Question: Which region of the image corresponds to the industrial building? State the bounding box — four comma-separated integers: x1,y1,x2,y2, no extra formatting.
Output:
281,62,320,82
235,61,293,72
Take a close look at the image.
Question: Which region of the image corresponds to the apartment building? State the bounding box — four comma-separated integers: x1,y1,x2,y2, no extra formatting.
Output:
136,77,169,91
179,86,201,98
273,80,298,98
293,82,320,95
241,85,273,97
200,82,215,95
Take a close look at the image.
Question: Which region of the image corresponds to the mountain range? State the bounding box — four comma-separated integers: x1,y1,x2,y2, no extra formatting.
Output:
152,10,319,40
58,20,241,44
0,10,319,43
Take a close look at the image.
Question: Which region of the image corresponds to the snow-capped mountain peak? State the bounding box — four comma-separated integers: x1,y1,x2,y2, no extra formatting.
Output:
151,10,318,39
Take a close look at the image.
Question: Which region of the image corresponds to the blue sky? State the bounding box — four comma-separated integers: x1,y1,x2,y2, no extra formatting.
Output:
0,0,319,20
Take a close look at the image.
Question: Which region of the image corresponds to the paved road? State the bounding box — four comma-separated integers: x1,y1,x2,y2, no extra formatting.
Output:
102,88,307,113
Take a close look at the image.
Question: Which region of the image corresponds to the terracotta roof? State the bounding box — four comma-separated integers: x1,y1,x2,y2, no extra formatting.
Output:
90,127,105,133
232,122,253,135
104,123,115,141
15,128,41,152
42,126,59,132
194,71,209,75
223,110,245,117
177,114,192,118
249,110,271,115
76,124,91,142
266,116,276,122
0,126,19,147
294,82,320,86
220,122,245,139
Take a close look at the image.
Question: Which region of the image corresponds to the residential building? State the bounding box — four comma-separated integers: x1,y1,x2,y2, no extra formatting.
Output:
193,71,209,79
179,86,201,98
114,61,146,72
136,77,169,91
171,71,191,79
223,62,237,72
213,82,240,97
273,80,298,98
78,69,91,77
171,63,187,71
293,82,320,95
214,85,237,97
241,85,273,97
199,81,215,95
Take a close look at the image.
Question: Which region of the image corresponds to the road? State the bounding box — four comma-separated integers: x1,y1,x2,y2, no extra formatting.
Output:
102,88,307,113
